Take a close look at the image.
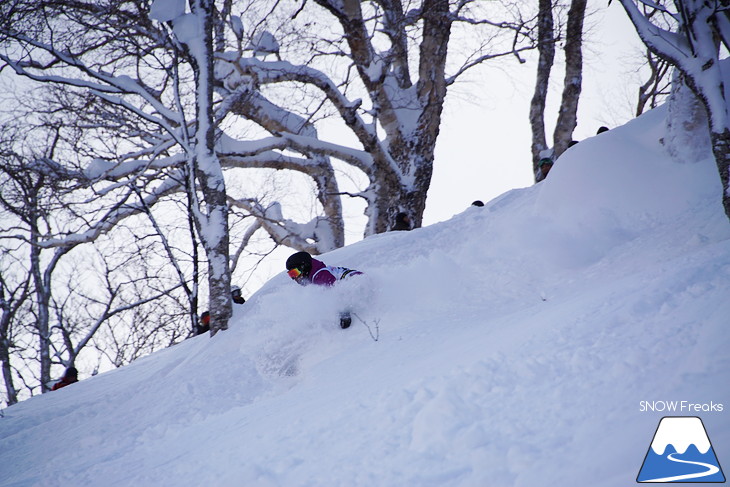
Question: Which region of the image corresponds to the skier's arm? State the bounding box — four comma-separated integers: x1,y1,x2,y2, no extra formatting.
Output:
312,270,337,286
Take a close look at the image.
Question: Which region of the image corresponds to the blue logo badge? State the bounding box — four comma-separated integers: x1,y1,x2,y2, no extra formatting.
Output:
637,416,725,483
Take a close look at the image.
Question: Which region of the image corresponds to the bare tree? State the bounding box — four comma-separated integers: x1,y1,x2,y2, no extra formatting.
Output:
634,5,675,117
530,0,557,169
2,0,537,242
184,0,233,333
552,0,587,159
0,113,194,401
0,134,78,391
50,241,188,372
0,260,30,406
636,48,672,116
529,0,587,179
133,184,204,337
218,0,537,233
617,0,730,221
0,0,233,333
0,165,193,401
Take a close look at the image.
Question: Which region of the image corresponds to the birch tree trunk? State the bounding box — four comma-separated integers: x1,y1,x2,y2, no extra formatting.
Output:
530,0,556,173
529,0,586,181
0,283,22,405
29,258,51,390
552,0,587,160
710,129,730,218
618,0,730,222
28,216,71,391
28,218,50,391
664,70,711,163
0,345,17,405
188,0,232,335
711,132,730,219
312,0,453,233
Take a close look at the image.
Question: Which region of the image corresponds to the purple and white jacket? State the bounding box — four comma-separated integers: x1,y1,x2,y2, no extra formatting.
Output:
306,258,363,287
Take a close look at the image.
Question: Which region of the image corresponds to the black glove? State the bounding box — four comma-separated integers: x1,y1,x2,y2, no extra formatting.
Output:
339,312,352,329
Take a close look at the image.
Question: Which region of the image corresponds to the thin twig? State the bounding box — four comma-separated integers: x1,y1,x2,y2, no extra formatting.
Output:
353,312,379,342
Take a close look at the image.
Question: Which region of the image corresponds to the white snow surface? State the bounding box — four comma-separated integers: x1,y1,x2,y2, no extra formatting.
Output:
1,106,729,486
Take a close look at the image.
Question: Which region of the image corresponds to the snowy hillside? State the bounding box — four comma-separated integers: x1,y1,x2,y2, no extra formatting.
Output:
1,105,729,487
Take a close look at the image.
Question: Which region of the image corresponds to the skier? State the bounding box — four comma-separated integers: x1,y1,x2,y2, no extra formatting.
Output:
535,157,554,182
51,367,78,391
285,251,363,329
193,311,210,336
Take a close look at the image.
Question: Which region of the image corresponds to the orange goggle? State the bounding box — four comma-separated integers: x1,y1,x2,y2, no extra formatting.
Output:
288,267,303,279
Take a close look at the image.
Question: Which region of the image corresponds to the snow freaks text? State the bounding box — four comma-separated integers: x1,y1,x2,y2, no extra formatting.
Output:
639,401,724,413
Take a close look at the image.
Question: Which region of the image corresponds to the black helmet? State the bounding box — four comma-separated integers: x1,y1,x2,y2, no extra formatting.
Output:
286,251,312,276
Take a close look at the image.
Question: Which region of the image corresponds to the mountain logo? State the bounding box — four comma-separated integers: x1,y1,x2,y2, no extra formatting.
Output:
637,416,725,483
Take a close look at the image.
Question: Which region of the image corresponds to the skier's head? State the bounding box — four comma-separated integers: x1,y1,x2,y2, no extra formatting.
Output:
538,158,553,175
286,251,313,282
65,367,78,380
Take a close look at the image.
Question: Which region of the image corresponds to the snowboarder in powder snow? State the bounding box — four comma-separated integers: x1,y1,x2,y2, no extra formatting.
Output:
285,251,363,329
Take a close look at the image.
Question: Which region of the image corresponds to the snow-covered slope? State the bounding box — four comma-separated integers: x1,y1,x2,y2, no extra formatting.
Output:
1,106,729,487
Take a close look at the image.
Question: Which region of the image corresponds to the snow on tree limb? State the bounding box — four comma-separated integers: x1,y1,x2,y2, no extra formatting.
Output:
617,0,728,131
228,198,331,254
222,55,380,143
617,0,730,220
217,132,373,174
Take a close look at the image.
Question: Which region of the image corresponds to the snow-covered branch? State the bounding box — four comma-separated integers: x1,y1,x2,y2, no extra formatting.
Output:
617,0,730,220
35,175,183,249
227,198,328,254
220,56,382,151
217,132,373,174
